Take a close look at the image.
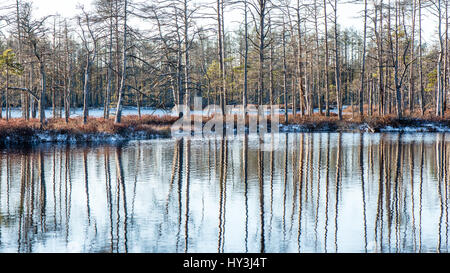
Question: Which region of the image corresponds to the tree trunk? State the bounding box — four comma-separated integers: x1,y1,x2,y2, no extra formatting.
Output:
52,18,57,119
115,0,128,124
314,0,322,115
39,62,46,126
217,0,225,113
444,0,449,113
360,0,368,116
258,0,266,111
297,0,305,116
437,0,444,117
105,4,113,120
83,58,91,124
183,0,191,108
409,0,417,114
64,21,71,123
243,0,248,119
418,0,425,115
324,0,330,116
269,16,274,110
282,20,288,124
6,68,9,121
394,1,403,119
333,0,342,120
375,0,385,116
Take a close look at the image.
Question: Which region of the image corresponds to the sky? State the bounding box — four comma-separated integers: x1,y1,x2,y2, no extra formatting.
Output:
29,0,368,27
1,0,440,44
32,0,81,18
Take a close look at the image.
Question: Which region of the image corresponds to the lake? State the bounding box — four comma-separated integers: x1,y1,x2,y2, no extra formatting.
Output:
0,132,448,253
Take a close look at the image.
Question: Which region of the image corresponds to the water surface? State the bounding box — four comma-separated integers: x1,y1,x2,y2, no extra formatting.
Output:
0,133,448,253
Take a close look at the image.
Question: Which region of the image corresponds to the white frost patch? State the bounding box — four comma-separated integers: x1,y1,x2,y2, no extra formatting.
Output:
379,126,424,132
379,124,450,133
359,123,372,132
56,134,68,141
424,123,450,132
36,133,53,142
279,124,306,132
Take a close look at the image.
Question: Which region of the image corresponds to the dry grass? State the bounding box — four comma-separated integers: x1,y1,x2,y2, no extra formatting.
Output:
279,110,450,132
0,115,178,141
0,110,449,144
0,118,41,138
344,104,450,118
284,114,350,131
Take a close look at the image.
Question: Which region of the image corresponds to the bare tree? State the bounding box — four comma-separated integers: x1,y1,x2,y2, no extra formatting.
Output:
360,0,368,116
243,0,249,118
19,3,51,126
115,0,127,123
249,0,271,109
433,0,445,117
330,0,342,120
409,0,417,113
217,0,226,113
418,0,425,114
374,0,385,116
282,16,288,124
63,20,72,123
323,0,330,116
78,7,100,124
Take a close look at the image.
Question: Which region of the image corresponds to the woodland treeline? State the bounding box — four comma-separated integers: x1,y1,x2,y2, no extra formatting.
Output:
0,0,449,125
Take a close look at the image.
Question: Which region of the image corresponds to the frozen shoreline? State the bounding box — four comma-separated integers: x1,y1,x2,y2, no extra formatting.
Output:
1,117,449,147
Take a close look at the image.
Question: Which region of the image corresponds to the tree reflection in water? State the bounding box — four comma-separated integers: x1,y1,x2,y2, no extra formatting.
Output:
0,132,448,253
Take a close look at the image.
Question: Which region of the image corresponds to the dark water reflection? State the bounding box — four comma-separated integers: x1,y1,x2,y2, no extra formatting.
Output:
0,133,448,253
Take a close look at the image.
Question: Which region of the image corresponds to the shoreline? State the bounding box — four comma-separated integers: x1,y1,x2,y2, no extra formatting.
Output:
1,115,449,147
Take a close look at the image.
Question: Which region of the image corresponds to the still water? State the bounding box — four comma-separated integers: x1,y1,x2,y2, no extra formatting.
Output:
0,133,448,253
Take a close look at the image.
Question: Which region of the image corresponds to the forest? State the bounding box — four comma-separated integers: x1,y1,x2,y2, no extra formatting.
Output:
0,0,450,129
1,0,450,256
